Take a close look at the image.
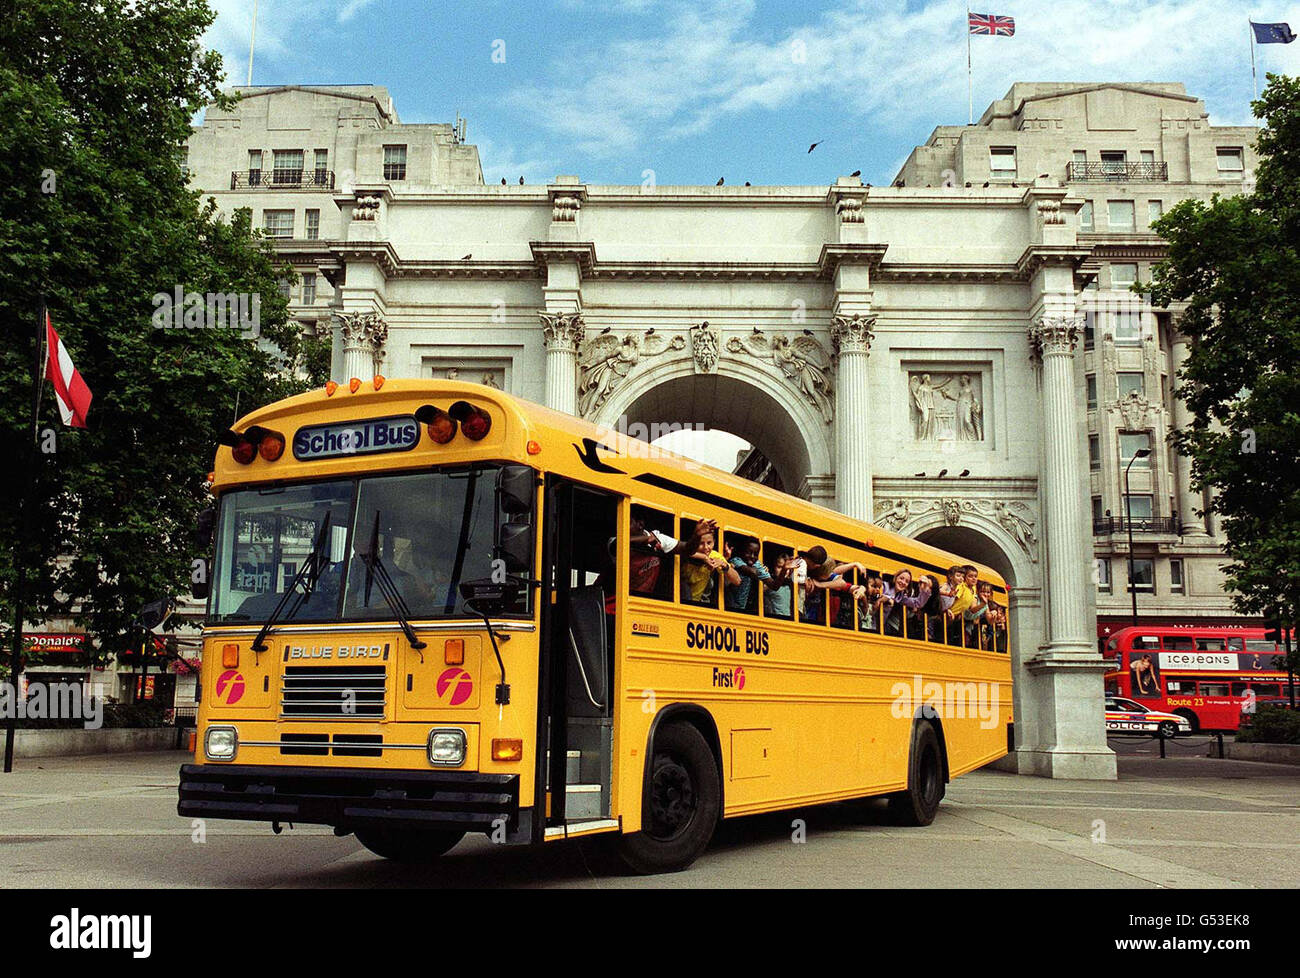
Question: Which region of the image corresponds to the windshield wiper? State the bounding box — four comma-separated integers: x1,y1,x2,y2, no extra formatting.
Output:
356,510,427,652
251,512,333,653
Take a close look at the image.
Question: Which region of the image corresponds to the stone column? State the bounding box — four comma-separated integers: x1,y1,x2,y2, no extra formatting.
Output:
1029,316,1091,650
1169,332,1207,536
540,312,585,415
339,312,387,382
831,313,875,521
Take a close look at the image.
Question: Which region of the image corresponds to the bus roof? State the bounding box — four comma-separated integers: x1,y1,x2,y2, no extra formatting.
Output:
217,379,1009,591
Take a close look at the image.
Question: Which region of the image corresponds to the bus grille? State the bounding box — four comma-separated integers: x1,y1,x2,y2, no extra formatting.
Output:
281,666,386,719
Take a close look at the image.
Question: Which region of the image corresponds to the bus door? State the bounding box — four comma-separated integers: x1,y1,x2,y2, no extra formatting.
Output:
539,477,618,831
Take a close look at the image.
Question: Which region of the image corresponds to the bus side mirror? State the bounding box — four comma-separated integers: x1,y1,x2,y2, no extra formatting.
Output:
497,522,533,574
194,507,216,548
497,465,534,516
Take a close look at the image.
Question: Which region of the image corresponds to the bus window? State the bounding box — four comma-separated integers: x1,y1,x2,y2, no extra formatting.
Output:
797,548,828,626
1195,637,1226,651
722,531,763,616
1233,682,1281,697
680,517,726,609
1226,636,1244,651
1165,680,1190,693
1134,635,1161,650
830,566,858,631
1197,682,1230,696
760,542,795,621
1165,636,1194,651
1246,639,1278,653
628,505,676,603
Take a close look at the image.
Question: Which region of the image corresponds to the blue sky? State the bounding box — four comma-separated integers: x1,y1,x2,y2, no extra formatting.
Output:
206,0,1300,188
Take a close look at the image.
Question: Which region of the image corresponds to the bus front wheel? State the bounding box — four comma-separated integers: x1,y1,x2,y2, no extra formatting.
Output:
888,723,944,827
353,827,464,862
618,723,720,874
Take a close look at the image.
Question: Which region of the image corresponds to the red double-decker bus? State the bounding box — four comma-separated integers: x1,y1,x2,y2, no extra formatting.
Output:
1103,626,1295,732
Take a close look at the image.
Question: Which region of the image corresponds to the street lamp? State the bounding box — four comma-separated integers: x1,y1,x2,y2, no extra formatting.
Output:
1124,447,1152,628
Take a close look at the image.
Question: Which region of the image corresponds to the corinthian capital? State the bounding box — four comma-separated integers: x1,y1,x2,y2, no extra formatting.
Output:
539,311,585,351
1028,316,1083,359
340,312,387,349
831,313,876,358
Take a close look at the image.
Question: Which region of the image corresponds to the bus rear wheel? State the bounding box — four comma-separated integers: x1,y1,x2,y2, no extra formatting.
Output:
618,723,720,875
888,723,944,827
353,827,464,862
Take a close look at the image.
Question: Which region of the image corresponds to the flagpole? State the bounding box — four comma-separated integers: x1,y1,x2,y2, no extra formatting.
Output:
4,299,44,773
967,4,973,125
247,0,258,86
1249,20,1258,99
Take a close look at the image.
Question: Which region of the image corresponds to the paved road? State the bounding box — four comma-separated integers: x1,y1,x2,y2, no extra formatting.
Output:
1,740,1295,888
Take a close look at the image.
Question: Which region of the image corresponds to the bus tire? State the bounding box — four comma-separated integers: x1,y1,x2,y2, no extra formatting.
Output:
888,723,944,827
353,827,464,862
618,723,720,874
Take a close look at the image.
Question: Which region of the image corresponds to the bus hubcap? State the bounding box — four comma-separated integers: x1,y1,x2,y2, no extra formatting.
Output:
649,755,695,838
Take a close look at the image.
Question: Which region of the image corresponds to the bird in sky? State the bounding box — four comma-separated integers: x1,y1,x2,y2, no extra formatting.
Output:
460,254,472,261
744,181,751,186
500,177,506,185
519,176,524,184
808,140,823,153
600,326,612,334
937,469,948,478
752,326,761,335
958,469,970,477
716,177,724,186
850,169,861,177
983,181,990,188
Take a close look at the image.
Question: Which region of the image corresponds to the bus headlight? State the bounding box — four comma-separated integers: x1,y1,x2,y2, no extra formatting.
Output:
205,725,239,761
427,728,467,766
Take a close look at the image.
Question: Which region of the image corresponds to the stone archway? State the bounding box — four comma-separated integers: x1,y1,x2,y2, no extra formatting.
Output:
593,360,834,502
914,525,1020,587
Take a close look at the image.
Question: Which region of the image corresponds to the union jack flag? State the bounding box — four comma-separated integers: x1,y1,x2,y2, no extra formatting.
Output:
969,12,1015,36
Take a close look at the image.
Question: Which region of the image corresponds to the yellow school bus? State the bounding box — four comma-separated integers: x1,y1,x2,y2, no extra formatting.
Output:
178,378,1013,873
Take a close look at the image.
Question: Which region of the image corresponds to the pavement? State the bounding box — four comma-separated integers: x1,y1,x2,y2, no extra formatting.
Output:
0,736,1295,888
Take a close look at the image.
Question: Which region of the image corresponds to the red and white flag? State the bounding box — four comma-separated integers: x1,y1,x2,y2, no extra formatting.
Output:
44,312,92,428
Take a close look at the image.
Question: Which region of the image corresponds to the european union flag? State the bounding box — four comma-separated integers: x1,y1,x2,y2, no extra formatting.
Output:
1251,21,1296,44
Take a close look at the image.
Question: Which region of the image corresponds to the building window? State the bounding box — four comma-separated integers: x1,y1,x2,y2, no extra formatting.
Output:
248,149,263,186
178,145,190,179
383,144,408,181
1086,374,1098,409
1147,199,1163,225
1073,150,1087,165
1112,309,1143,345
1216,147,1244,178
1096,557,1112,593
1089,434,1101,470
1092,496,1104,523
1139,150,1155,165
1108,199,1135,232
1111,263,1138,289
989,147,1017,180
1124,494,1154,521
305,209,320,240
1128,558,1155,594
1170,558,1184,593
314,149,328,180
1079,199,1094,229
278,278,293,301
1118,372,1144,399
1119,431,1151,468
272,149,304,185
1101,150,1127,177
263,209,293,238
302,273,316,305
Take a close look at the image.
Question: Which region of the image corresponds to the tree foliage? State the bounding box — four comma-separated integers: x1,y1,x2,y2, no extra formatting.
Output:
1147,74,1300,627
0,0,326,655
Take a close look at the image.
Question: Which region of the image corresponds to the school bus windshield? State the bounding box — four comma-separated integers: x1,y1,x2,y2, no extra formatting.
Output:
209,463,530,624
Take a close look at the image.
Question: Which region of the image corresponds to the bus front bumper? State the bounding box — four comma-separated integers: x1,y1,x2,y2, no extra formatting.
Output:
178,763,520,833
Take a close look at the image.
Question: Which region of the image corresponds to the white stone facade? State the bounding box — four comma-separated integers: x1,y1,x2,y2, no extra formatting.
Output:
183,81,1262,780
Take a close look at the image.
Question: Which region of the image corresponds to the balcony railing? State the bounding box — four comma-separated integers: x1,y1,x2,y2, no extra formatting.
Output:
1093,515,1181,536
230,169,335,190
1067,161,1168,182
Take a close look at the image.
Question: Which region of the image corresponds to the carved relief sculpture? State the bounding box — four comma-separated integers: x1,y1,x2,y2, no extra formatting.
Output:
551,195,581,222
690,321,720,374
726,332,834,423
908,372,984,442
875,496,1040,563
353,194,381,221
576,331,686,417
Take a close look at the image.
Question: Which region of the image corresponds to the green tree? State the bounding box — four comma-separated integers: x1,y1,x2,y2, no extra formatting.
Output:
1146,73,1300,656
0,0,325,661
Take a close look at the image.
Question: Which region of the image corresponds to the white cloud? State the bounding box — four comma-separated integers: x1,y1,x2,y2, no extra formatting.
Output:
501,0,1300,161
